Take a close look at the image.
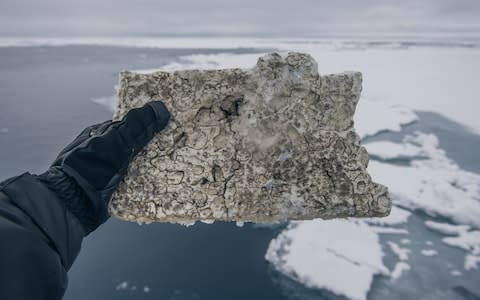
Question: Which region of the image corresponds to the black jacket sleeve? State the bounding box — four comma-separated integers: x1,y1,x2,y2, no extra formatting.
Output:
0,101,170,300
0,173,85,300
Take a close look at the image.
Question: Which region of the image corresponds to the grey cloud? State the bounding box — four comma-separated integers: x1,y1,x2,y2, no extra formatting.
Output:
0,0,479,36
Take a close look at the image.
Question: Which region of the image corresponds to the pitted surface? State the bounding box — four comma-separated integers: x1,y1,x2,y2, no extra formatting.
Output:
109,52,391,224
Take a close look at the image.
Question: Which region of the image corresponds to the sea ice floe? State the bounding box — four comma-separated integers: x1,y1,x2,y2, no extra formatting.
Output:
367,131,480,269
420,249,438,257
354,98,417,139
365,206,411,226
200,219,215,224
365,140,426,160
390,262,411,281
265,219,390,300
425,220,480,270
367,132,480,228
265,206,411,300
115,281,128,291
387,241,410,261
266,129,480,298
451,270,462,276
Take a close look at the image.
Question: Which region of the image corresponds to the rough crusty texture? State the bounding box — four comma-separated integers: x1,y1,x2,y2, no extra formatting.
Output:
109,52,391,224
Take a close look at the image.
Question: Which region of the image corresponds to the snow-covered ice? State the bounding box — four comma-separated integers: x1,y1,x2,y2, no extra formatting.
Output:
200,219,215,224
425,220,480,270
115,281,128,291
367,132,480,228
354,99,417,139
424,220,472,235
265,219,390,300
390,262,411,281
465,255,480,271
420,249,438,257
387,241,410,261
365,140,426,160
365,206,411,226
235,221,245,227
114,281,151,293
451,270,462,276
266,124,479,298
265,206,412,300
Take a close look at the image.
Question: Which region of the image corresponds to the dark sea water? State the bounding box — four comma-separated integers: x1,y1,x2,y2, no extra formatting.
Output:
1,46,479,300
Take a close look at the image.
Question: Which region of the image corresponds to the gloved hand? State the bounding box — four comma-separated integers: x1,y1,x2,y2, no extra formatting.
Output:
37,101,170,234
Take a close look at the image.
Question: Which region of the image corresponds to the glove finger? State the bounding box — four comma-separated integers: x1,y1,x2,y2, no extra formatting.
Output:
113,101,170,156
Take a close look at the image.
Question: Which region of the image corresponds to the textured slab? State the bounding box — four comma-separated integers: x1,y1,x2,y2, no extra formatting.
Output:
109,52,391,224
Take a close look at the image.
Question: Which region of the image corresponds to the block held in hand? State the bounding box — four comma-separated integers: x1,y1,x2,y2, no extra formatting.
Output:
109,52,391,224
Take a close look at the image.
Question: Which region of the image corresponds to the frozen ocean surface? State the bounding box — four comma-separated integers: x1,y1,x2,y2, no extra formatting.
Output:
0,37,479,300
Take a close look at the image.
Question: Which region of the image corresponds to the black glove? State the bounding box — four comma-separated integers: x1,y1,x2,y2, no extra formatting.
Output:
37,101,170,234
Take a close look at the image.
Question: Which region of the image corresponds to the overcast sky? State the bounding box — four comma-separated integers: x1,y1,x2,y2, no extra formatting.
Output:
1,0,479,37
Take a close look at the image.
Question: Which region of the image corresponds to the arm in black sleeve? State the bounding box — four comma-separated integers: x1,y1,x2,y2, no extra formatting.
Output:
0,173,84,300
0,101,170,300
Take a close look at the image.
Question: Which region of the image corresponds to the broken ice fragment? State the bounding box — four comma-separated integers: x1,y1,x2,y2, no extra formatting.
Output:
109,52,391,224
